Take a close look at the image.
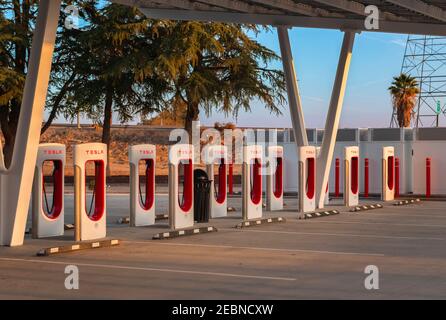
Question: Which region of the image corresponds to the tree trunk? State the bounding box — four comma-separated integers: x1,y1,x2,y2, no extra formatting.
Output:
404,106,412,128
397,108,404,128
102,87,113,176
0,99,20,168
41,73,76,135
185,101,200,139
40,105,59,135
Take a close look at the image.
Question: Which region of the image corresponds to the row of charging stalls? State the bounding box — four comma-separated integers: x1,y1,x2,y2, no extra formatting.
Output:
282,128,411,195
31,143,107,240
31,141,285,238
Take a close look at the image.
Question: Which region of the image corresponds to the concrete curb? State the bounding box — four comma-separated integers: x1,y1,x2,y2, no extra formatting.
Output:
300,210,340,220
393,199,421,206
36,239,120,256
235,217,286,228
152,226,218,240
350,204,384,212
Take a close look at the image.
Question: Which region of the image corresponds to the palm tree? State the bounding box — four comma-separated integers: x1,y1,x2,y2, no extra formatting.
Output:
389,73,420,128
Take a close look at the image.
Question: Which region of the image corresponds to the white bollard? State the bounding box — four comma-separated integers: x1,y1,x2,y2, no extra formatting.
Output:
299,146,316,213
242,145,263,220
129,144,156,227
266,146,284,211
32,143,65,238
168,144,194,229
382,146,395,201
203,145,228,218
74,143,107,241
344,146,360,207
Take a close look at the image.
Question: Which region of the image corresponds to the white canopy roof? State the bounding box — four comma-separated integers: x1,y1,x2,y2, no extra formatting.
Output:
113,0,446,36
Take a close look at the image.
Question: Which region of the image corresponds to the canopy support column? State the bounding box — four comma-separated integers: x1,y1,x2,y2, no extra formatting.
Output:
0,0,61,246
277,26,309,148
316,31,356,209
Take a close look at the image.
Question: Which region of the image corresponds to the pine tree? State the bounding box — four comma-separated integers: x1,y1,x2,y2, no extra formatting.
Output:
154,21,287,135
65,2,170,173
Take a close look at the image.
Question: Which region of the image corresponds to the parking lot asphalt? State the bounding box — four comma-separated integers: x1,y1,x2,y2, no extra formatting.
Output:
0,195,445,299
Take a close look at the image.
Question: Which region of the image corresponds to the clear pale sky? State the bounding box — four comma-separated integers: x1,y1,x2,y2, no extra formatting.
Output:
55,26,408,129
202,28,408,129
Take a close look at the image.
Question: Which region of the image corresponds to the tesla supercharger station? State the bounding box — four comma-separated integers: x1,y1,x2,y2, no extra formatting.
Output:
242,145,263,220
344,146,360,207
382,146,395,201
129,144,156,227
266,146,283,211
299,146,316,213
204,145,228,218
31,143,65,238
74,143,107,241
169,144,194,229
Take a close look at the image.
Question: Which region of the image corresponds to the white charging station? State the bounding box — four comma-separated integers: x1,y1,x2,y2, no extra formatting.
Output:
74,143,107,241
344,146,360,207
382,146,395,201
31,143,65,238
203,145,228,218
266,146,284,211
299,146,316,213
242,145,263,220
169,144,194,229
129,144,156,226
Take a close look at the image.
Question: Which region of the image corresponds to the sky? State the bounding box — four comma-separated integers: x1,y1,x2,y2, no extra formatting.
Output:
56,26,409,129
201,28,408,129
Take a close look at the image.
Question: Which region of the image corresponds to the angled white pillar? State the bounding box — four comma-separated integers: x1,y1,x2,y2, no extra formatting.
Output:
0,0,61,246
316,31,356,209
277,26,309,147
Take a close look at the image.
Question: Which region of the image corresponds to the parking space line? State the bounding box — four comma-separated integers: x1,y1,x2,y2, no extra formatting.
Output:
219,228,445,241
0,257,296,282
356,212,446,218
294,220,446,228
127,241,385,257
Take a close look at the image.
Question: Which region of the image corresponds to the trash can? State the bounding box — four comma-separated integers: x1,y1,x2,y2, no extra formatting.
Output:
194,169,212,223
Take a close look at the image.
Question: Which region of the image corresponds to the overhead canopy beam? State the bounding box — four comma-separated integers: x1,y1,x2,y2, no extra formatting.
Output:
249,0,344,18
174,0,282,14
312,0,407,21
385,0,446,22
148,0,223,11
136,8,446,36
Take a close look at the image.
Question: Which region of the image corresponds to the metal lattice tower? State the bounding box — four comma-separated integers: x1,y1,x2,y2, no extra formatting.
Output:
391,36,446,128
